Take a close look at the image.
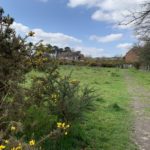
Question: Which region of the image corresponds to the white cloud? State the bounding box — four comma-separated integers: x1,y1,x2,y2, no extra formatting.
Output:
90,33,123,43
67,0,147,28
91,9,131,24
11,22,109,57
117,43,133,55
12,22,30,33
91,10,112,22
75,46,107,57
11,22,82,47
67,0,100,8
117,43,133,49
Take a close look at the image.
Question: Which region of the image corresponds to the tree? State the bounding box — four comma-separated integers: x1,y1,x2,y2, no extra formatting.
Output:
64,47,72,53
124,2,150,69
52,45,60,57
126,2,150,39
140,41,150,69
0,7,4,22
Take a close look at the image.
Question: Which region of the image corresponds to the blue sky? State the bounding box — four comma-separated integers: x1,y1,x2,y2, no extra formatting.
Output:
0,0,144,57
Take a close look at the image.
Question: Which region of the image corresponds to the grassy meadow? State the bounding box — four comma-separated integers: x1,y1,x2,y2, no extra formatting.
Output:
128,68,150,90
59,66,135,150
25,66,140,150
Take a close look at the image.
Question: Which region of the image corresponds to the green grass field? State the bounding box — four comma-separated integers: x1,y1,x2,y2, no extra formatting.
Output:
58,66,135,150
128,68,150,90
25,66,150,150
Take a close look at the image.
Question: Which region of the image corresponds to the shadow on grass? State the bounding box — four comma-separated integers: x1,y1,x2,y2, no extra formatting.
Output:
108,103,125,112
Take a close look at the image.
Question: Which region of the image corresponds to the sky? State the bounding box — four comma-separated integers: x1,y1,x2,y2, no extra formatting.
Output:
0,0,146,57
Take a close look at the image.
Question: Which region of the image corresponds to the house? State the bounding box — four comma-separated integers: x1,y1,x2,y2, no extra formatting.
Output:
124,47,141,68
125,48,140,64
58,51,84,61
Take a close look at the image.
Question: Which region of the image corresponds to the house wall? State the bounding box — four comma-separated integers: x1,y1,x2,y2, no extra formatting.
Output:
125,50,139,64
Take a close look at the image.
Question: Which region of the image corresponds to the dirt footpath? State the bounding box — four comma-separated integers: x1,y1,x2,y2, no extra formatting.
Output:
125,72,150,150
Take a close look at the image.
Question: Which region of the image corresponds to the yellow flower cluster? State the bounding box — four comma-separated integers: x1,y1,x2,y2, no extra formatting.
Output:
29,139,35,146
2,126,36,149
0,143,22,150
11,143,22,150
11,145,22,150
51,93,59,103
11,126,16,131
0,140,9,150
4,140,9,144
69,80,80,85
0,145,6,150
57,122,70,135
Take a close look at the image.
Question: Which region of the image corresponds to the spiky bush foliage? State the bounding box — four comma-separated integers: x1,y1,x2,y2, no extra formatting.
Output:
0,7,32,125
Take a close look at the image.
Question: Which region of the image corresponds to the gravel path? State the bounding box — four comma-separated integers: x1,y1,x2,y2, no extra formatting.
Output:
125,72,150,150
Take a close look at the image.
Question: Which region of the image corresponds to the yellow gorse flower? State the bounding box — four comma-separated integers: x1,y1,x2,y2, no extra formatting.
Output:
57,122,70,130
4,140,9,144
61,123,65,128
0,145,6,150
57,122,62,128
15,146,22,150
29,139,35,146
57,122,70,136
51,93,59,103
11,126,16,131
11,144,22,150
66,124,70,128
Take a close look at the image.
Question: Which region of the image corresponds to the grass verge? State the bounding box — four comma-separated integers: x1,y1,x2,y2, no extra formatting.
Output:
58,66,136,150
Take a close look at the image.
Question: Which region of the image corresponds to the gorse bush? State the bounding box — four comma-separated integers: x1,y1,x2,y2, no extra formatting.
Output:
0,8,95,149
19,71,94,150
0,7,30,128
24,71,95,145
